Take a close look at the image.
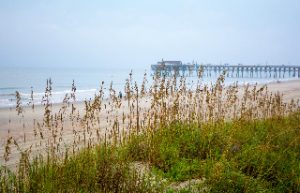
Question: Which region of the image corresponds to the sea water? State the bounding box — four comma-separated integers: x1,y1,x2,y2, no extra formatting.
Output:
0,66,147,108
0,65,298,108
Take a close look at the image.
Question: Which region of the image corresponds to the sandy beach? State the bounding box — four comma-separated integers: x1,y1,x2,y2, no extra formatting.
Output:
1,79,300,169
263,79,300,101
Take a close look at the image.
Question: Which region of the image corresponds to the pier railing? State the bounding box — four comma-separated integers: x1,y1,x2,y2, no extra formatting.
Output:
151,64,300,78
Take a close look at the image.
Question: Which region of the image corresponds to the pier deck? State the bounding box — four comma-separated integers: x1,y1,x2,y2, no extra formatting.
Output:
151,62,300,78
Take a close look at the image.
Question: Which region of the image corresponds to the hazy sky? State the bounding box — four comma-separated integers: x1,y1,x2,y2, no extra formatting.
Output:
0,0,299,69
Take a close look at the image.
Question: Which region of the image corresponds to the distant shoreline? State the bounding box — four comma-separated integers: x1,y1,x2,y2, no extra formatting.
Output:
1,78,299,111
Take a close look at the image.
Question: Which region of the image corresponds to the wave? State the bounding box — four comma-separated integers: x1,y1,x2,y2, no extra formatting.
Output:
19,89,98,96
0,87,25,91
0,93,16,97
0,88,101,108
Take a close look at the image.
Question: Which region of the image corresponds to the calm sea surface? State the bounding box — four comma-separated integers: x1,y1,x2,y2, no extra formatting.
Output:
0,66,297,108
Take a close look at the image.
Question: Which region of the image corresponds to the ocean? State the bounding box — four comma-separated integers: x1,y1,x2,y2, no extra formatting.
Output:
0,65,298,108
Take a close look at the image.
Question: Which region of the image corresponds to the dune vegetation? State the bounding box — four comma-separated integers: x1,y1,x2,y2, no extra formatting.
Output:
1,69,300,192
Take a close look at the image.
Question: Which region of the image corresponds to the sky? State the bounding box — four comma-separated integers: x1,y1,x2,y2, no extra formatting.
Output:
0,0,299,69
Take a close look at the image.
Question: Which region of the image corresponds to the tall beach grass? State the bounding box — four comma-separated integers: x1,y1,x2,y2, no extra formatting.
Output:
1,70,300,192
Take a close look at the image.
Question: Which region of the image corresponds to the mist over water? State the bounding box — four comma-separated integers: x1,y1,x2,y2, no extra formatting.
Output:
0,66,298,108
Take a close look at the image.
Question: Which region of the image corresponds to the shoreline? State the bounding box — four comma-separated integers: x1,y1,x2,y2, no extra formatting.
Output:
1,77,299,111
1,78,300,139
1,78,300,168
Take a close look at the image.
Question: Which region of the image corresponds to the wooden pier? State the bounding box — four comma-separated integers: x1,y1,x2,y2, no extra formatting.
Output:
151,61,300,78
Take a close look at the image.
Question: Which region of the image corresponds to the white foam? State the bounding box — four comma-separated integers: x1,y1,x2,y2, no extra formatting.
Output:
0,88,100,108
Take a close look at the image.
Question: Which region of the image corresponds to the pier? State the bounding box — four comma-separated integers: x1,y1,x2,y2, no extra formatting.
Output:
151,61,300,78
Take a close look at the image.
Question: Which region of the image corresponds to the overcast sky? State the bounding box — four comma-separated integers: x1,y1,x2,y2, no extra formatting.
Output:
0,0,299,69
